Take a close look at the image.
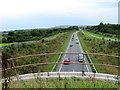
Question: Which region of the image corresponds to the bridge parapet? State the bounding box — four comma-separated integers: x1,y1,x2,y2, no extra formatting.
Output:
1,72,118,83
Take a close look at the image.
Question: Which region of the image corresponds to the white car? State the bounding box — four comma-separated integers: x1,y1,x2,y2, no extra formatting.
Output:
78,54,83,62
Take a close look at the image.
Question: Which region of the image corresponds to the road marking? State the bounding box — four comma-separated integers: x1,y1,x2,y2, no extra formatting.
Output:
74,56,76,59
76,31,90,72
58,54,66,72
51,53,62,72
58,33,74,72
86,51,97,73
84,61,89,72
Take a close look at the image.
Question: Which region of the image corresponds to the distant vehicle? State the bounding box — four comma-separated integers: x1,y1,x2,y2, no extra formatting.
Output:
76,37,78,40
70,44,73,47
78,54,83,62
76,41,79,44
63,58,71,65
72,37,74,41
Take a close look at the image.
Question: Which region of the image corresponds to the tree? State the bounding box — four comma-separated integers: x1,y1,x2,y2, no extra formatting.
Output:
100,22,103,25
8,32,14,36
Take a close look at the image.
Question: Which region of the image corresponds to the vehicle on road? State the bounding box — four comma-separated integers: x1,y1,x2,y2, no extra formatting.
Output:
76,37,78,40
76,41,79,44
63,58,71,65
78,54,83,62
72,37,74,41
73,35,74,37
70,44,73,47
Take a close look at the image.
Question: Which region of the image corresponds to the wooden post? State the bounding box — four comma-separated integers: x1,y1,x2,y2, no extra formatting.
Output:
2,58,9,89
58,72,61,80
12,59,19,80
82,54,85,76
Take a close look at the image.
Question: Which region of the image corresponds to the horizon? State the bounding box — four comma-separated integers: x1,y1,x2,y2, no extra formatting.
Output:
1,23,118,32
1,0,119,31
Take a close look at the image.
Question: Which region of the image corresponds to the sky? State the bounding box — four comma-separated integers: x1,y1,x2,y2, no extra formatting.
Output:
0,0,119,31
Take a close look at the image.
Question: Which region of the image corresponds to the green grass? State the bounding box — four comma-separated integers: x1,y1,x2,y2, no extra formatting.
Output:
9,78,119,88
0,43,15,46
77,32,89,52
44,33,64,40
4,31,74,75
0,33,64,47
82,30,120,41
48,31,74,71
77,31,119,75
77,32,96,72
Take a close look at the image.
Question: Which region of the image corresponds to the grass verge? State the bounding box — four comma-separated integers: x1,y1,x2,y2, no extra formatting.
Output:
0,33,64,47
49,31,74,71
77,32,96,73
77,31,119,74
9,78,119,88
82,30,120,41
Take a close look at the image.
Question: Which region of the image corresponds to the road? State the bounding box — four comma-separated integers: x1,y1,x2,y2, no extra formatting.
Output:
57,31,92,72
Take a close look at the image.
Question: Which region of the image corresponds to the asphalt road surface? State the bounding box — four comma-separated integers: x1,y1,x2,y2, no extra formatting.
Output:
57,31,92,72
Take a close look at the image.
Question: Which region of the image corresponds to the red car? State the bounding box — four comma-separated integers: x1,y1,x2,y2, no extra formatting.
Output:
63,58,71,65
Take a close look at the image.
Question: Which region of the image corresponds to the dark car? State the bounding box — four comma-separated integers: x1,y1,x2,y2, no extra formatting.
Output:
63,58,71,65
76,41,79,44
70,44,73,47
78,54,83,62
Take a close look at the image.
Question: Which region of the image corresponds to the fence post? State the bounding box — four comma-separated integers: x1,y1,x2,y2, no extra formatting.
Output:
93,72,96,80
2,58,9,89
47,72,49,76
58,72,61,80
82,54,85,76
12,59,20,81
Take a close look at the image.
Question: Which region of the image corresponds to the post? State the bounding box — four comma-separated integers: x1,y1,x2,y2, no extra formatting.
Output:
58,72,61,80
12,59,18,80
45,53,49,77
82,54,85,76
2,58,9,89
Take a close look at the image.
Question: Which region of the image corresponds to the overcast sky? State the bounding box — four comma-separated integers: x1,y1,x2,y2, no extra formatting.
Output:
0,0,119,31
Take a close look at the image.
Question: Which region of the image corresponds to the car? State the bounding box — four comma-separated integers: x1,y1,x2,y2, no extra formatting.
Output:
78,54,83,62
76,41,79,44
72,38,74,41
70,44,73,47
63,58,71,65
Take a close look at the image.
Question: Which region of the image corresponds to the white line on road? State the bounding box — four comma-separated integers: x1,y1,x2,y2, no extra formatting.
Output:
84,61,89,72
74,56,76,59
76,31,90,72
58,33,74,72
86,51,97,73
51,53,62,72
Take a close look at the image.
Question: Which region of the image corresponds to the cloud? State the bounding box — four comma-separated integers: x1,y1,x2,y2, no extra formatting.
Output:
1,0,119,31
1,0,116,17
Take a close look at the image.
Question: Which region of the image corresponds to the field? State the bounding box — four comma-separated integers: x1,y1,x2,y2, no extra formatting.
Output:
77,30,119,75
82,30,120,41
2,30,75,76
